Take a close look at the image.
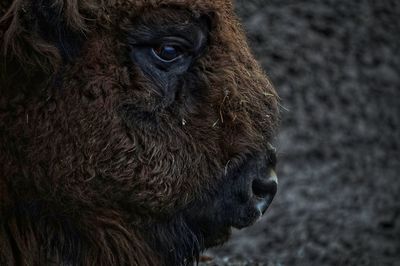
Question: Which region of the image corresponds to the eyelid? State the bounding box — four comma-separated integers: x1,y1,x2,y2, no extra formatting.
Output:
155,36,194,51
128,30,199,50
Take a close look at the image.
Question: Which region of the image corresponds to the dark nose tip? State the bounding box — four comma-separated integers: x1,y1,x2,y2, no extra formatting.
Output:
252,169,278,213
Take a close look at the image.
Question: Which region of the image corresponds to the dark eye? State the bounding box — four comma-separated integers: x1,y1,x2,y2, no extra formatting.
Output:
152,45,184,62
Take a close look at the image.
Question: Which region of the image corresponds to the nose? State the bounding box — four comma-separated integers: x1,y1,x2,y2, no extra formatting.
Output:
245,151,277,214
252,169,278,214
228,152,278,229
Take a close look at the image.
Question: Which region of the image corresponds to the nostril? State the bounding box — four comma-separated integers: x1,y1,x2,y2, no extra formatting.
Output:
252,179,277,198
252,171,278,199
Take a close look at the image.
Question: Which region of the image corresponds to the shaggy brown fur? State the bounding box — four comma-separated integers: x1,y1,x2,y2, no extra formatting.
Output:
0,0,279,265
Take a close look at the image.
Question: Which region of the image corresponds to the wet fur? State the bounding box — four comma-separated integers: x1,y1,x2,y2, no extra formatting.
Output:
0,0,278,265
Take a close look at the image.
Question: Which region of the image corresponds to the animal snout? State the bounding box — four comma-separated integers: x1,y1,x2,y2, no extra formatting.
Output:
183,150,278,243
252,171,277,198
245,153,277,214
252,169,278,213
226,152,278,229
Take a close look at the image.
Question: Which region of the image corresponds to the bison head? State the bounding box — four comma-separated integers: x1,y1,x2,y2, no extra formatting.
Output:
0,0,279,265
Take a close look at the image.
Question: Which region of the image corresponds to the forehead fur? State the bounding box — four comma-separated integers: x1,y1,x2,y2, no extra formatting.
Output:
115,0,232,9
1,0,233,29
0,0,238,71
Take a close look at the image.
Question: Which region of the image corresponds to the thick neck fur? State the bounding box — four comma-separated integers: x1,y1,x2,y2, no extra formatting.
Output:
0,197,203,265
0,200,160,266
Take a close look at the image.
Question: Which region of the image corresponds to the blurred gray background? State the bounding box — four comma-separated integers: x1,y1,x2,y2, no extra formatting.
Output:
203,0,400,265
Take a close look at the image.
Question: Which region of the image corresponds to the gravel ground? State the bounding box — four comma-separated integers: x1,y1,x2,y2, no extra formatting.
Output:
201,0,400,265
